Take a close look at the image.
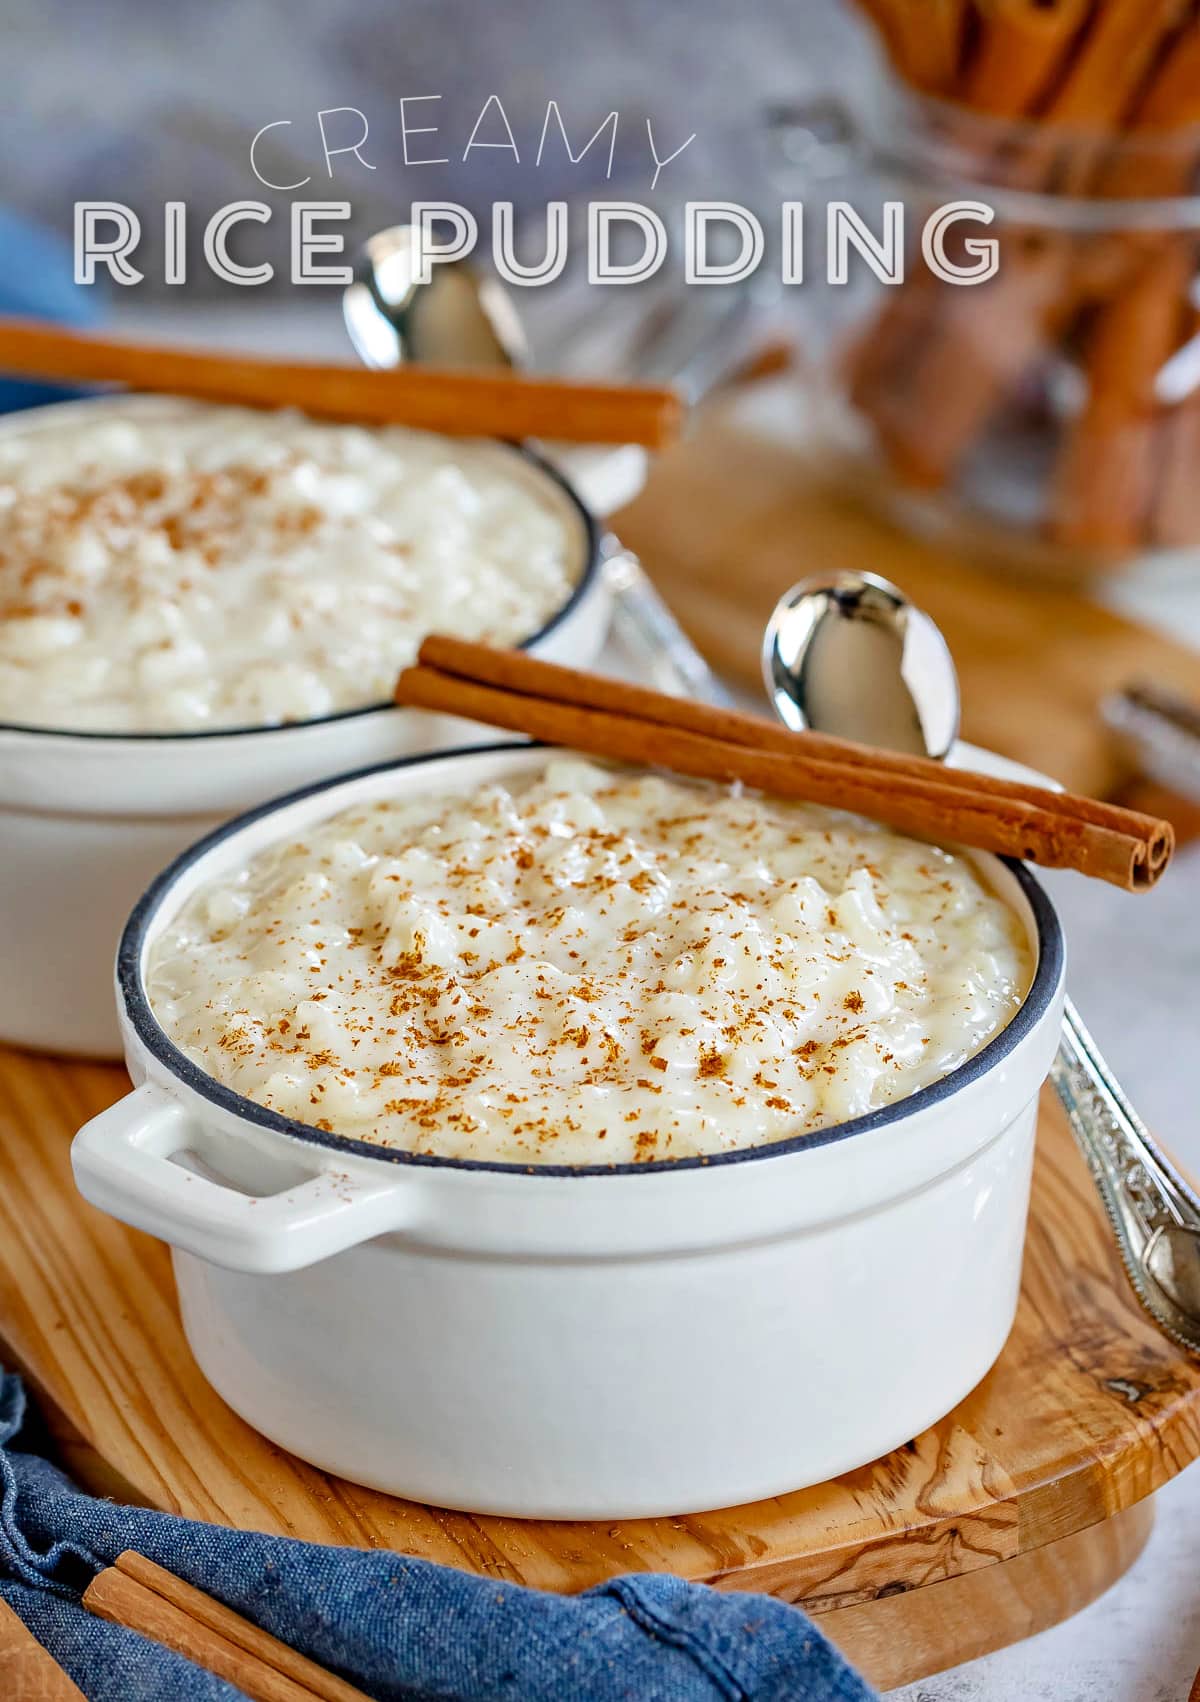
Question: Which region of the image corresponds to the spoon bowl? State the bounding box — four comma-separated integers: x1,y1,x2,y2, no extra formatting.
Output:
343,223,527,373
762,570,959,759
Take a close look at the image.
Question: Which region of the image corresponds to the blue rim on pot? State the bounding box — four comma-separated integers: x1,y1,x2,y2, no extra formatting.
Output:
117,740,1067,1179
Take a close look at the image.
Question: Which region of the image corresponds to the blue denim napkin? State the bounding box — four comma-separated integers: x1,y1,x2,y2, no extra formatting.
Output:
0,1372,874,1701
0,208,100,412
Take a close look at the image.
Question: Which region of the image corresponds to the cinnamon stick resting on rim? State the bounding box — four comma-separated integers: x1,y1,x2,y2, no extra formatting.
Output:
397,637,1173,892
0,318,684,449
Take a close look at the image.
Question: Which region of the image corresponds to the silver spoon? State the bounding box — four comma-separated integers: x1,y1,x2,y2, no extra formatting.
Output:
764,570,1200,1354
344,224,528,373
342,225,741,707
764,572,960,759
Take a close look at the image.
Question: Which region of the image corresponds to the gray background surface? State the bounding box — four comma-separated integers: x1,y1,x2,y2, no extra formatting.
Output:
2,0,864,290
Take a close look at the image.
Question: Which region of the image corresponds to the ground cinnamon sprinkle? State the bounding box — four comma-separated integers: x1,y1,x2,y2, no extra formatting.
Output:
0,401,578,733
147,756,1032,1166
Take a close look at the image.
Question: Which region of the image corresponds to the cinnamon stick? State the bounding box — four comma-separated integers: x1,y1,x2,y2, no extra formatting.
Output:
961,0,1092,118
1066,17,1200,299
856,0,970,91
1049,243,1191,550
848,0,1195,502
398,638,1173,890
859,236,1074,489
1036,0,1192,155
0,318,684,449
1106,16,1200,173
1049,15,1200,548
420,634,1169,839
84,1553,371,1702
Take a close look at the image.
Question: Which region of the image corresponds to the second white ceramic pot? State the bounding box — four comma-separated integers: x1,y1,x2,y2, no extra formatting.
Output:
0,399,607,1056
72,742,1067,1519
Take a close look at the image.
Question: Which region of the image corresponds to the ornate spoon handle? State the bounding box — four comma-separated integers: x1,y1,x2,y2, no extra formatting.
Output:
601,539,738,708
1052,998,1200,1353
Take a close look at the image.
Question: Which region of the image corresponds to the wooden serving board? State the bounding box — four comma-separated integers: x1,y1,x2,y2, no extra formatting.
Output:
1,1044,1197,1692
615,396,1200,804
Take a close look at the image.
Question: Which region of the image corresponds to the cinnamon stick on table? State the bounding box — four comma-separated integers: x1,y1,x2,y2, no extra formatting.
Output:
856,0,969,90
398,637,1173,892
84,1552,371,1702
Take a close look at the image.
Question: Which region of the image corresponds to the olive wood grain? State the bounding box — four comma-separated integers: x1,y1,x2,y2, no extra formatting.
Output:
0,1043,1196,1666
825,1499,1154,1690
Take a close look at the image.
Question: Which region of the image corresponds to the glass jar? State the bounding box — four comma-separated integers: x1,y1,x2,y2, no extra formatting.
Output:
769,80,1200,580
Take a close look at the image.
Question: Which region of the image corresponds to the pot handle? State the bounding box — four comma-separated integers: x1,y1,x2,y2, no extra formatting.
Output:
71,1083,413,1274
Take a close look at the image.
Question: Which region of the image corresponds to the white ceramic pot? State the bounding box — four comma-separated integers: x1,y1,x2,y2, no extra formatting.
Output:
0,399,607,1056
73,742,1067,1520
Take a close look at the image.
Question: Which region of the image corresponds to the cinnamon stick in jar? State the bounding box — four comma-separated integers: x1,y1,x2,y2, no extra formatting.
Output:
961,0,1092,118
846,0,1198,509
1048,17,1200,552
1049,244,1193,552
855,0,970,91
1151,382,1200,547
1061,15,1200,302
857,237,1074,489
1101,17,1200,196
1031,0,1193,189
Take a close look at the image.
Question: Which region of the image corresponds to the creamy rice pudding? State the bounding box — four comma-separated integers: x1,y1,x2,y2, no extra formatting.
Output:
0,402,581,733
147,757,1032,1165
